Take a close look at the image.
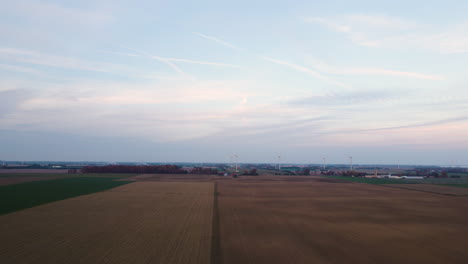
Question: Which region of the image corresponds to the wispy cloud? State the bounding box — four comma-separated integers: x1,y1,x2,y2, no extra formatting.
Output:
0,89,35,117
120,45,190,78
106,50,240,68
0,63,45,76
304,58,443,80
0,47,183,81
288,90,397,107
305,14,468,54
193,32,242,51
2,1,112,26
2,79,260,141
0,47,121,73
192,32,354,87
345,68,443,80
262,56,349,88
360,116,468,132
166,58,240,68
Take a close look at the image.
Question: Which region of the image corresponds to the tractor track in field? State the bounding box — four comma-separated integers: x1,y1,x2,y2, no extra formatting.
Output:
211,182,222,264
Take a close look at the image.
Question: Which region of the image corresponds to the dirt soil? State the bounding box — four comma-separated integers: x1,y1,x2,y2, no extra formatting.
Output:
121,174,351,183
383,184,468,196
119,174,223,182
0,176,66,186
215,177,468,264
0,182,214,264
0,169,69,174
2,174,467,264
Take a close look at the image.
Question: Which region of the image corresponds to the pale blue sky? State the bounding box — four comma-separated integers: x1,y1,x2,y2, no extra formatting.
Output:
1,0,467,165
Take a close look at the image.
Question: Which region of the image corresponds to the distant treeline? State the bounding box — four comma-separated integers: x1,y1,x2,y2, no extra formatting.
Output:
81,165,186,174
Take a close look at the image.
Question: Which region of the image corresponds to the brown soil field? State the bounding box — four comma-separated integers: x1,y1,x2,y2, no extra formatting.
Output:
0,182,214,264
384,184,468,196
2,174,467,264
215,177,468,264
120,174,225,182
121,174,351,183
0,176,66,186
0,169,69,174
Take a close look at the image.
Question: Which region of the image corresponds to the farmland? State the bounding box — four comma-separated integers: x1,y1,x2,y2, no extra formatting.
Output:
1,174,468,263
0,176,133,215
384,184,468,196
0,182,213,264
444,184,468,188
324,175,468,185
216,177,468,264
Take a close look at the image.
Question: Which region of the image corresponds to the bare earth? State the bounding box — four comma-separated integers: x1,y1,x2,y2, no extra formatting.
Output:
0,182,214,264
0,169,69,174
0,176,66,186
1,174,467,264
119,174,224,182
384,184,468,196
216,177,468,264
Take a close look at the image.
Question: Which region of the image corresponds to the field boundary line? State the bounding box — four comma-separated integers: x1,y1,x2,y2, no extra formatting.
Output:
377,184,464,196
211,182,222,264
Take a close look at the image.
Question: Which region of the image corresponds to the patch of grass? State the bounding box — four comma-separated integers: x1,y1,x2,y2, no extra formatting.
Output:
0,177,131,215
0,173,134,178
418,178,468,185
323,176,468,185
69,173,135,178
447,172,468,177
321,176,418,184
442,184,468,188
0,173,58,178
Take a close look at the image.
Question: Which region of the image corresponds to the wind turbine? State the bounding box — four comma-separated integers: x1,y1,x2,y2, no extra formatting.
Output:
277,155,281,171
349,156,353,171
322,157,326,170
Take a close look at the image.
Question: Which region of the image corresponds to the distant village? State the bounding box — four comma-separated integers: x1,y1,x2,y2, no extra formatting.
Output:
1,161,467,179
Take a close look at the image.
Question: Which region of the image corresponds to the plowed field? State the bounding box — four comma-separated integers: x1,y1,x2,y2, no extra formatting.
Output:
384,184,468,196
0,182,213,264
216,179,468,264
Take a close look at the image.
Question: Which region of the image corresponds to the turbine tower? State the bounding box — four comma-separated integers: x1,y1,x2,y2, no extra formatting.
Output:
322,157,326,170
349,156,353,171
277,155,281,171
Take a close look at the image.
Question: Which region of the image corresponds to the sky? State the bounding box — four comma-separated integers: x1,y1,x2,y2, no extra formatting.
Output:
1,0,467,165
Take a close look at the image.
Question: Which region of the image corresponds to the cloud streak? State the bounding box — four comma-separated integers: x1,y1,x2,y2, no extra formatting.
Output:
305,58,444,80
166,58,240,68
193,32,242,51
0,47,111,72
2,1,112,27
120,45,190,78
193,30,441,81
0,63,45,76
263,56,349,88
107,50,240,68
288,90,397,107
306,14,468,54
346,68,443,80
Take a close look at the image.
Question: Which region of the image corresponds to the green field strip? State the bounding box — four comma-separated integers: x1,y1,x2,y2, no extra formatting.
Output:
321,175,468,185
0,177,132,215
0,173,62,178
321,176,419,184
0,173,134,178
442,184,468,188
